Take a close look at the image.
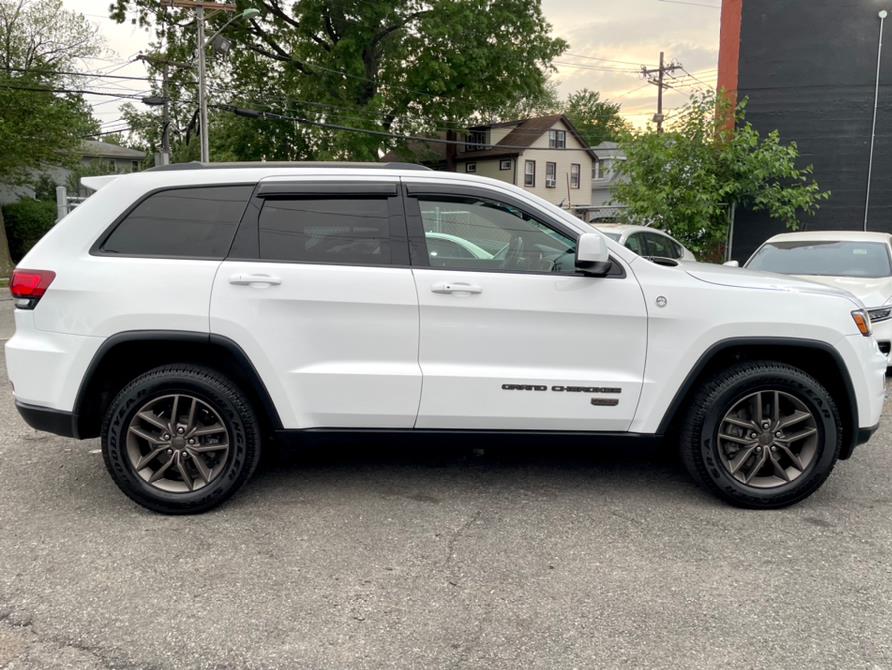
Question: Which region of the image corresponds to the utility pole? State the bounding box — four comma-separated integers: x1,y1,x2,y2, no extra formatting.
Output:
196,5,209,162
161,1,246,163
642,52,682,133
160,63,170,165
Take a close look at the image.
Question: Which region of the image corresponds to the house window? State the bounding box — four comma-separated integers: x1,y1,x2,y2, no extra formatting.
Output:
545,162,557,188
548,129,566,149
465,162,477,174
592,159,603,180
131,160,140,172
524,160,536,187
465,129,487,152
499,159,512,171
570,163,580,189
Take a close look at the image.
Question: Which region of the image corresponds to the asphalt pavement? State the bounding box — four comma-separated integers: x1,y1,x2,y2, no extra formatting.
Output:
1,297,891,669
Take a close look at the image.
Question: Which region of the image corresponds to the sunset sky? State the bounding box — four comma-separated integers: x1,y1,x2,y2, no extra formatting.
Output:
63,0,721,134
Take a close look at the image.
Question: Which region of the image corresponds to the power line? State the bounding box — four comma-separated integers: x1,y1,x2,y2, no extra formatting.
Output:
2,66,154,81
215,103,608,152
0,83,149,99
564,52,655,68
657,0,721,8
553,61,640,74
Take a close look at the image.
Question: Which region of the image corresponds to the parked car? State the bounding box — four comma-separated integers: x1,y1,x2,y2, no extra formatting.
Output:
425,231,493,260
744,231,892,358
6,164,884,513
593,223,696,261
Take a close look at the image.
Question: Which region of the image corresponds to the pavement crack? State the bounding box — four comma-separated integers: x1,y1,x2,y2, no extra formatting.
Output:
444,508,482,569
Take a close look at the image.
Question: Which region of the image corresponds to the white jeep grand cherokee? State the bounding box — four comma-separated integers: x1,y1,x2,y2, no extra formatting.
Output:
5,163,886,514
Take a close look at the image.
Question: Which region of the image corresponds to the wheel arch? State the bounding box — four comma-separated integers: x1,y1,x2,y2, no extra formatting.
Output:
657,337,860,459
73,330,283,439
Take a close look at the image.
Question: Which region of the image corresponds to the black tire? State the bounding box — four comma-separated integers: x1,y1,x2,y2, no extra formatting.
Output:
680,361,842,509
101,364,262,514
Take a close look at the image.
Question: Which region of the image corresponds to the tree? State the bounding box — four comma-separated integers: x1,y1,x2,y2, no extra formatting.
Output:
110,0,567,160
0,0,102,273
563,88,626,147
613,91,829,260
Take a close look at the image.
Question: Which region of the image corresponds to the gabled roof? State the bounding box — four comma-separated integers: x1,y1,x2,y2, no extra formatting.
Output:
81,140,146,160
457,114,597,160
592,141,625,160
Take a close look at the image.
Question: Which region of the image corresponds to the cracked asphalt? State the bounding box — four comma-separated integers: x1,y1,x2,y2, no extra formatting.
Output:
1,298,892,669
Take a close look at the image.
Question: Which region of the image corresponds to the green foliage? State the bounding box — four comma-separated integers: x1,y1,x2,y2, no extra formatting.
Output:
614,91,829,260
110,0,567,160
1,198,56,261
0,0,102,184
563,89,627,147
33,174,60,202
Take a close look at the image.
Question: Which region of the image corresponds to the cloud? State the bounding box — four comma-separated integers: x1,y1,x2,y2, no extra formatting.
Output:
541,0,720,125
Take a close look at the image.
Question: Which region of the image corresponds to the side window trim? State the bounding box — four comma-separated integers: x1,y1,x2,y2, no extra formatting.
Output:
90,183,255,260
229,180,410,267
401,181,625,278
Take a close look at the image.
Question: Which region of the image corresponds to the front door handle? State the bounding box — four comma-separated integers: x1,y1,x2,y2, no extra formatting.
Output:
229,273,282,286
431,281,483,295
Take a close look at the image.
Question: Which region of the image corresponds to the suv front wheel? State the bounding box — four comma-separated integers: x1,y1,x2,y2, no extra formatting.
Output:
101,365,262,514
680,361,842,508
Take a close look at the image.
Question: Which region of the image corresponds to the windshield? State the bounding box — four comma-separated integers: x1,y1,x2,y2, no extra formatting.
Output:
747,240,892,278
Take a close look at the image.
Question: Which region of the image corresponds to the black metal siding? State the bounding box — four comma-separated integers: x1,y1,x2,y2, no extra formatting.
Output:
732,0,892,261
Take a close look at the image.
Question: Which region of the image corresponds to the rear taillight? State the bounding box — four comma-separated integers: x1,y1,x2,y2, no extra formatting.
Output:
10,269,55,309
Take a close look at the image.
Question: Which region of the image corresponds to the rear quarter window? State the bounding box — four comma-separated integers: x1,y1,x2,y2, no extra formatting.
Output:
99,185,253,258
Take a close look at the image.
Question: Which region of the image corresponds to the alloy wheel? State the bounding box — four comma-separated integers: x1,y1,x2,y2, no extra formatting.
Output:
125,394,231,493
717,390,819,489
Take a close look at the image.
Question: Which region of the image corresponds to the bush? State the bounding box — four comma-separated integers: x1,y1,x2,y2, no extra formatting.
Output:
1,198,57,261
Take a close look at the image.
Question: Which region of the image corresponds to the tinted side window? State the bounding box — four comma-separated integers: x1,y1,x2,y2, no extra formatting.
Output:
101,186,252,258
259,197,393,265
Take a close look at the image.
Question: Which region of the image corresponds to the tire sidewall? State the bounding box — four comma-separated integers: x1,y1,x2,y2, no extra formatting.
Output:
697,370,840,507
102,370,253,513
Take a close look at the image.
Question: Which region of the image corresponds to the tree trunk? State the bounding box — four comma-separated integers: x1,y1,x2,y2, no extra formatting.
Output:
0,208,14,278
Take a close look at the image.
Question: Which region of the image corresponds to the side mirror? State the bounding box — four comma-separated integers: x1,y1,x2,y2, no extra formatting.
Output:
576,233,612,276
723,260,740,267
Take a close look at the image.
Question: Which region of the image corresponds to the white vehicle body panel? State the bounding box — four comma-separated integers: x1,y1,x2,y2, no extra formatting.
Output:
5,167,886,443
411,266,647,431
210,261,421,428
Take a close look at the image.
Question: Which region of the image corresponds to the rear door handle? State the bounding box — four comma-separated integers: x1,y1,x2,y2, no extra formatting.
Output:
228,273,282,286
431,281,483,295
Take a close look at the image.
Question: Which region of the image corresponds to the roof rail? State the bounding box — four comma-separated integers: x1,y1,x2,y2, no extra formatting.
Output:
144,161,432,172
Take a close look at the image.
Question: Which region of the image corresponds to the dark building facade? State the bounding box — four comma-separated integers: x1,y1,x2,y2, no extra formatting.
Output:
719,0,892,261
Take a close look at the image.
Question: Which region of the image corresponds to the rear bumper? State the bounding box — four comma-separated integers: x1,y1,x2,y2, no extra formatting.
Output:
15,401,79,438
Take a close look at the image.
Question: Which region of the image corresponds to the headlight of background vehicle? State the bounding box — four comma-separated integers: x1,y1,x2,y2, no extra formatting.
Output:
866,298,892,324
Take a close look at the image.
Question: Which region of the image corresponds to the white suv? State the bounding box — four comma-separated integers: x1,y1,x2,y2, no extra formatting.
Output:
5,163,886,513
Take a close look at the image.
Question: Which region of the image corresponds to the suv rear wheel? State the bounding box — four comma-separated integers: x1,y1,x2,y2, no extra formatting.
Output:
101,365,262,514
680,361,842,508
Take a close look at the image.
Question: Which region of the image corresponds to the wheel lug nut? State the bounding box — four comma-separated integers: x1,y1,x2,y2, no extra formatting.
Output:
761,421,770,429
177,427,185,434
166,448,173,455
188,438,195,445
775,431,782,438
162,433,170,440
749,432,757,438
182,451,189,458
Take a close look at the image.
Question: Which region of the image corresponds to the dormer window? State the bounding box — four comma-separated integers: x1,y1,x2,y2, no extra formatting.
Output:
465,129,488,151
